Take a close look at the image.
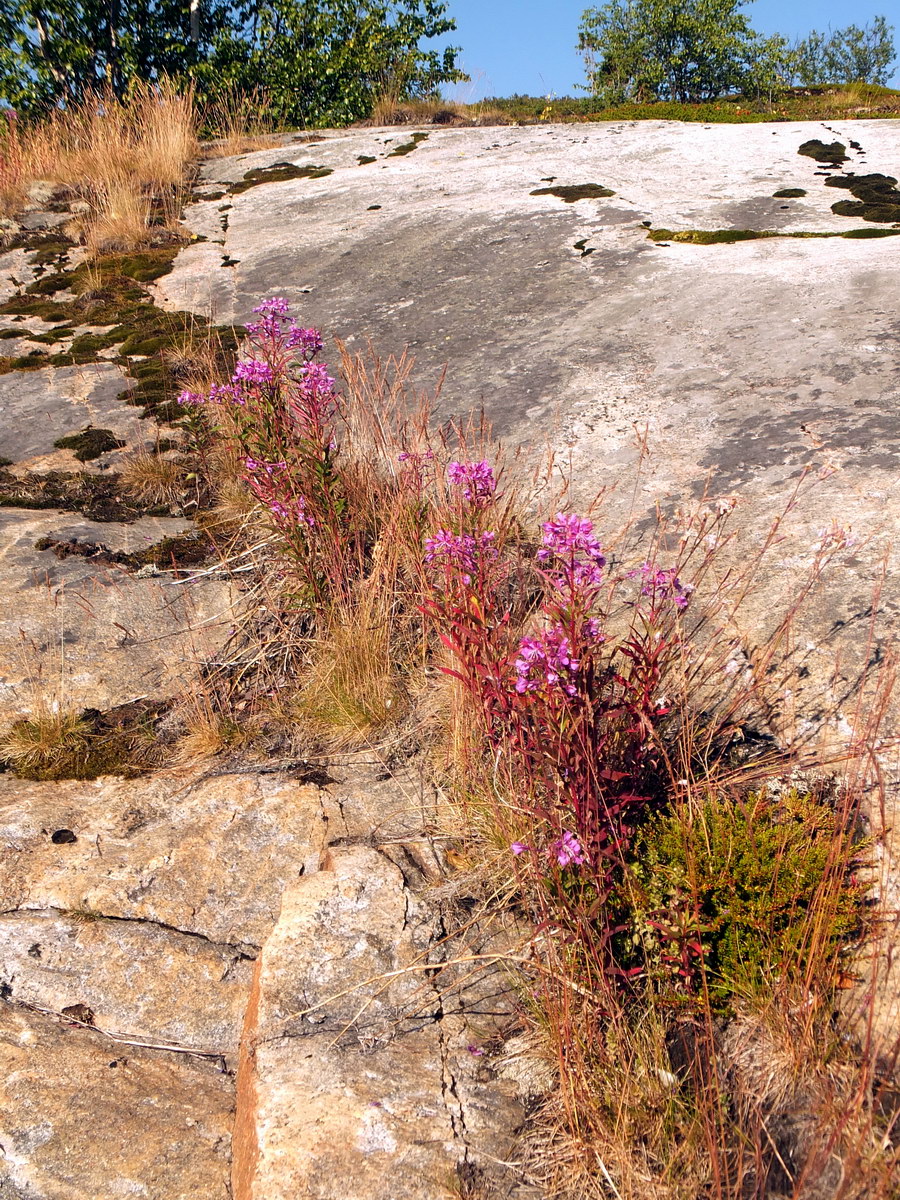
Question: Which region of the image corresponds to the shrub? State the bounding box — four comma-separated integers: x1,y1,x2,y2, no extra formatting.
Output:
627,786,868,1008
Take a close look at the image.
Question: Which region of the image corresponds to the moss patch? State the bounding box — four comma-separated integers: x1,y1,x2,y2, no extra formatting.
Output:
53,427,125,461
230,162,334,194
0,469,147,521
0,248,242,422
357,154,377,165
825,172,900,223
798,139,848,165
647,226,900,244
387,132,429,156
773,188,807,198
531,183,615,202
35,529,213,571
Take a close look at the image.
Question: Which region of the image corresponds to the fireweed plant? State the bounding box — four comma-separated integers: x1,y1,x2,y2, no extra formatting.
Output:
421,485,702,983
179,297,351,607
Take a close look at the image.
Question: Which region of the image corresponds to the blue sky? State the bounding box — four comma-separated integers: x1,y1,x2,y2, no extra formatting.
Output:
436,0,900,98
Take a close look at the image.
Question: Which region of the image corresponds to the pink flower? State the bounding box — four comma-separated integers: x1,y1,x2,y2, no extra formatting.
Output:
631,562,693,609
299,362,335,395
537,513,606,591
511,841,530,856
552,831,585,868
286,326,324,358
252,297,290,317
233,359,275,386
447,460,496,506
424,529,496,585
515,625,578,696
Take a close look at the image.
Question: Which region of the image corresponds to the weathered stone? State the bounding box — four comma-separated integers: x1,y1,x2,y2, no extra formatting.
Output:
24,180,60,208
0,509,237,721
0,1002,232,1199
0,768,328,947
17,211,70,233
234,846,528,1200
0,909,253,1053
0,362,143,468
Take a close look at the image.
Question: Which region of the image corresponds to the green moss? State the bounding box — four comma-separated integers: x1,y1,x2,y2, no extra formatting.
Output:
28,329,67,344
773,187,807,198
825,172,900,223
387,132,429,157
357,154,377,165
628,789,866,1010
27,237,73,266
25,269,78,296
53,426,125,461
798,138,848,164
0,328,23,338
647,226,900,244
0,297,75,322
230,162,334,194
531,183,615,202
839,226,900,238
0,351,52,372
0,468,149,520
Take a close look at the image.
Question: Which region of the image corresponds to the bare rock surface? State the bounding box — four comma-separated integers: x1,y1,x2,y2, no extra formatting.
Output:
1,765,533,1197
0,508,236,721
0,910,253,1053
0,1003,233,1200
0,767,327,947
234,845,529,1200
0,362,144,468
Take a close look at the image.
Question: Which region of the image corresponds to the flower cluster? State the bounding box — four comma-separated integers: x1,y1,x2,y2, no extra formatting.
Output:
514,618,602,696
515,625,579,696
424,528,497,585
537,513,606,591
552,830,586,868
246,298,324,362
233,358,275,386
447,460,496,506
632,562,693,610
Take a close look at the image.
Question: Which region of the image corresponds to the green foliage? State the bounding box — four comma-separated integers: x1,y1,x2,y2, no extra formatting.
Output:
0,0,230,109
0,0,466,127
200,0,466,127
577,0,761,103
577,3,895,105
626,788,866,1009
794,18,897,86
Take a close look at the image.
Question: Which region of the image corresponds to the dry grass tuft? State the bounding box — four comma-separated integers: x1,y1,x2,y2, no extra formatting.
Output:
201,86,278,157
174,689,249,763
0,80,198,252
119,446,184,508
367,94,514,127
0,707,91,774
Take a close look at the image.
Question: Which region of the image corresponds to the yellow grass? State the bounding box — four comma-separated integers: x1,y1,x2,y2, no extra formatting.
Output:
119,446,184,508
0,80,198,252
201,85,279,157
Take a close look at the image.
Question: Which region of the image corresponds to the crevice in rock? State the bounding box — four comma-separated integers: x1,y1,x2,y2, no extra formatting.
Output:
1,904,259,959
